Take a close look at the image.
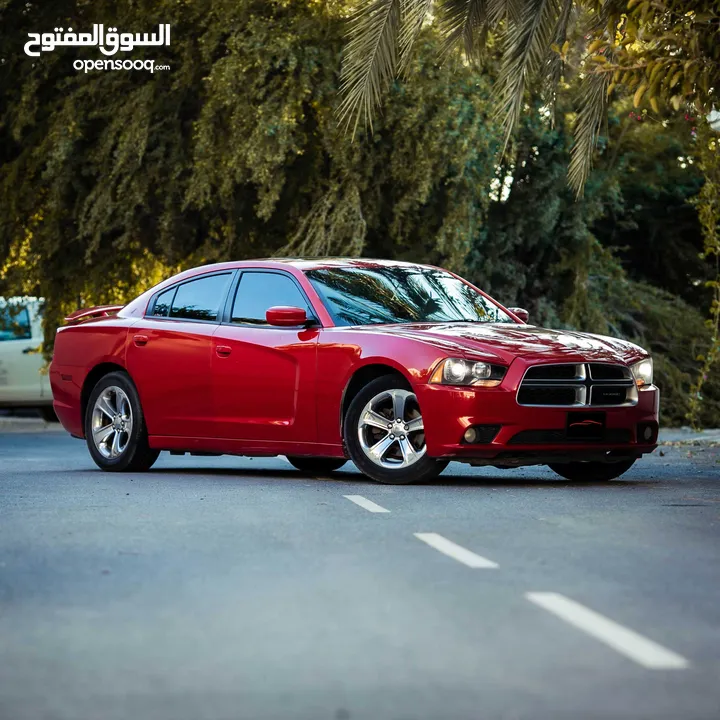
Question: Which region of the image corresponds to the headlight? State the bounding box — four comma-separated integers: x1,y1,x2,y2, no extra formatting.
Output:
430,358,506,387
631,357,653,388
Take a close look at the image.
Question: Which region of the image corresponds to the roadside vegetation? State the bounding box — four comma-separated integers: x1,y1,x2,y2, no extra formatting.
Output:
0,0,717,425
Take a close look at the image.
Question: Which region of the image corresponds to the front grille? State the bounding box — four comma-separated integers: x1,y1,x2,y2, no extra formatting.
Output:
517,386,579,406
509,428,632,444
517,363,637,407
589,363,628,380
525,364,582,380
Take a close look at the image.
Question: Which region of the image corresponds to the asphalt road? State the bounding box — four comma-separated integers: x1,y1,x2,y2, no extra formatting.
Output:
1,432,719,720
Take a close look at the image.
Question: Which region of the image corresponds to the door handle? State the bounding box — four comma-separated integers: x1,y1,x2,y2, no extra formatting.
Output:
216,345,232,358
134,334,148,347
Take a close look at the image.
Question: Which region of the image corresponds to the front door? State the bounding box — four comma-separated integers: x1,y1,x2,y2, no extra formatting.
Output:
127,271,235,438
211,271,319,444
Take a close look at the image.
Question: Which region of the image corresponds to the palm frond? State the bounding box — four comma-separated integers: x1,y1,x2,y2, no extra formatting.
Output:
544,0,575,126
338,0,402,136
398,0,434,74
494,0,564,152
568,68,608,197
436,0,491,61
487,0,524,24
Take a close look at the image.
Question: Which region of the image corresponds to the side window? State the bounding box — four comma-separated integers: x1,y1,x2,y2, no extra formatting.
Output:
151,287,176,317
0,305,32,341
169,273,232,322
232,272,311,325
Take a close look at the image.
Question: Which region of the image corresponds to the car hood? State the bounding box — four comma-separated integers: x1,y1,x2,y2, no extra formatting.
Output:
368,322,647,365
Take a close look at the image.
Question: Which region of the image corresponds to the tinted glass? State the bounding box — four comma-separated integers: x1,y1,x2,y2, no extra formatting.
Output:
169,273,232,321
232,272,310,325
305,266,515,327
0,305,32,341
151,287,176,317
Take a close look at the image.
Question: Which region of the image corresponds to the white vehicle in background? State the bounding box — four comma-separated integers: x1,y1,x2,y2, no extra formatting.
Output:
0,297,54,420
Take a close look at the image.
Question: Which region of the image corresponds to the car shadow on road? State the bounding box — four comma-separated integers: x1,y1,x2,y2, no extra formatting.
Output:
422,476,651,488
147,465,652,489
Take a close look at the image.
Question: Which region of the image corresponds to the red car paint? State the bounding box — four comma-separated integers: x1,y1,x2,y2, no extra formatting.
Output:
50,259,659,464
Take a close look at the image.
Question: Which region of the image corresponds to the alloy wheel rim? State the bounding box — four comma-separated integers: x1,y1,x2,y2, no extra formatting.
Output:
91,386,133,459
358,388,426,469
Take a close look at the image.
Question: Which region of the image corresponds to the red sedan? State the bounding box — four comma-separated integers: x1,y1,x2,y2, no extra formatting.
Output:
50,259,658,484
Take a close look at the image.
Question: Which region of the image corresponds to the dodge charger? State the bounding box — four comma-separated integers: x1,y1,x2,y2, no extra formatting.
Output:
50,259,659,484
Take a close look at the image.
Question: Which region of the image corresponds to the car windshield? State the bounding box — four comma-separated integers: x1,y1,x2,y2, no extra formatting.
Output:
305,266,516,327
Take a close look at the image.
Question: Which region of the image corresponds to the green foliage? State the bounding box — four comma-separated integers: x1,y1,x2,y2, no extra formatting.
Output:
464,97,718,424
338,0,720,420
687,124,720,427
591,106,708,304
0,0,498,346
590,1,720,117
0,0,717,425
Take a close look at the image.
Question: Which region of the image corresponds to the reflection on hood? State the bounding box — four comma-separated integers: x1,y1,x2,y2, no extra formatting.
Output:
359,322,645,365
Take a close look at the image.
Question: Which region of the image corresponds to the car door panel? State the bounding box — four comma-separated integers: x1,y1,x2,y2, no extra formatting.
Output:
127,320,216,437
212,326,318,442
127,271,234,438
211,271,319,443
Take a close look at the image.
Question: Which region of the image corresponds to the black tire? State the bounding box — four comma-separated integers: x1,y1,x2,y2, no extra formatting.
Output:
286,456,347,474
39,405,58,422
344,374,448,485
85,371,160,472
548,458,636,482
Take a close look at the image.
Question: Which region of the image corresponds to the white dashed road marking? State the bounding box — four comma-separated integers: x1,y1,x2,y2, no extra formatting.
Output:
343,495,391,513
526,592,689,670
414,533,499,568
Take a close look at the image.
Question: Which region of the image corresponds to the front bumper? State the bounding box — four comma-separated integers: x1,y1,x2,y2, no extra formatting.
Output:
416,369,659,464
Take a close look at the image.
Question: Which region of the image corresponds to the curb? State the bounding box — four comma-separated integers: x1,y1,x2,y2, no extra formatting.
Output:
0,417,65,433
658,428,720,446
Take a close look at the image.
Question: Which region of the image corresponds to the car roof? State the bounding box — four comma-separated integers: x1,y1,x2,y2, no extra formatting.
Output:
117,258,445,321
203,258,436,272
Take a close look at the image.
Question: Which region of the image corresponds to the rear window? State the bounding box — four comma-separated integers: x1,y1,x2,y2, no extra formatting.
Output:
150,273,233,322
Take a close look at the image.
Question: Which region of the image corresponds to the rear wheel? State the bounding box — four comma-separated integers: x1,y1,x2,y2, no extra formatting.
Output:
344,375,448,485
548,458,636,482
85,371,159,472
286,456,347,474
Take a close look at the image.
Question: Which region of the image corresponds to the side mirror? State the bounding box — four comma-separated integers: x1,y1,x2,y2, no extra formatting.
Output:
266,306,308,327
509,307,529,323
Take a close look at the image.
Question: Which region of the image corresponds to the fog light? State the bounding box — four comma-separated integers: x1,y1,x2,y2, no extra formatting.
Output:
637,422,657,444
461,425,501,444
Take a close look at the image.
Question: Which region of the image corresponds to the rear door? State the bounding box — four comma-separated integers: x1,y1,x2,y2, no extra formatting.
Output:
127,271,235,438
0,303,44,404
211,271,319,443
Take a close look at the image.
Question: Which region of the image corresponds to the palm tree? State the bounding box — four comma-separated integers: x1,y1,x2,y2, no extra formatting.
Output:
338,0,720,196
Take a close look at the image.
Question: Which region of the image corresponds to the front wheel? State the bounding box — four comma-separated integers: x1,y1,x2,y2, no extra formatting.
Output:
85,371,159,472
344,375,448,485
286,456,347,474
548,458,636,482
